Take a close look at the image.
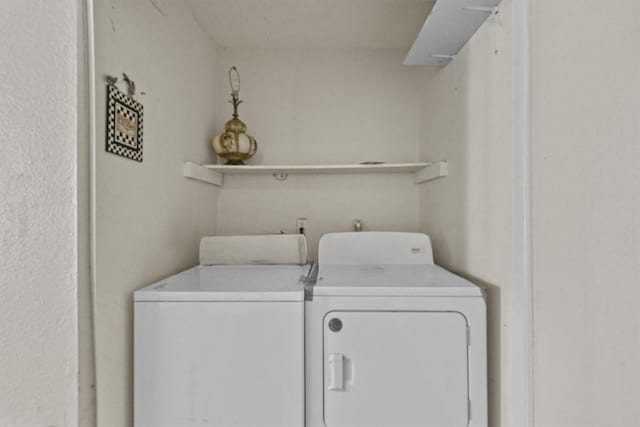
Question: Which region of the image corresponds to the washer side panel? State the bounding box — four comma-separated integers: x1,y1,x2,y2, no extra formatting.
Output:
135,301,304,427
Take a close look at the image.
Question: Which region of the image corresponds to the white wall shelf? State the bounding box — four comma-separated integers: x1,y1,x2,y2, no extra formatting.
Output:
404,0,501,65
183,161,448,187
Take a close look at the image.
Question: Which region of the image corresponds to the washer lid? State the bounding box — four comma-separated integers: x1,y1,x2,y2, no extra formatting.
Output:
134,265,308,302
314,264,483,297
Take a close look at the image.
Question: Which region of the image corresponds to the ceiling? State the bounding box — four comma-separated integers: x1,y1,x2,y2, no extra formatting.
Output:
186,0,435,50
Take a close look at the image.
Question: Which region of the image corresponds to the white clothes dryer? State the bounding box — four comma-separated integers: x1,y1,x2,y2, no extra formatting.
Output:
305,232,487,427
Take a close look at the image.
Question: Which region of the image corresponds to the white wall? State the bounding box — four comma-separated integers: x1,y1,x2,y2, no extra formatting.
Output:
90,3,640,427
531,2,640,426
417,3,512,426
11,1,640,426
93,1,220,425
215,49,422,258
0,0,80,426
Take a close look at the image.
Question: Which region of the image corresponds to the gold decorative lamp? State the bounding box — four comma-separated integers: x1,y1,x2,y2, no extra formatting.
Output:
212,66,257,165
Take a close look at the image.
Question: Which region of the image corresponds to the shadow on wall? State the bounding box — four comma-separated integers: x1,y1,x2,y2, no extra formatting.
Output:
418,25,512,426
461,274,502,427
215,173,420,261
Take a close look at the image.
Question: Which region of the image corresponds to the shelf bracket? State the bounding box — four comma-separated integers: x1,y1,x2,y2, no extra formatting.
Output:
431,54,456,60
430,54,457,64
415,161,448,184
462,6,499,14
273,171,289,181
183,162,223,186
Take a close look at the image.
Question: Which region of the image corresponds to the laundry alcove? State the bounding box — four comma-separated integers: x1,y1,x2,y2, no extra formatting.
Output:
90,1,512,426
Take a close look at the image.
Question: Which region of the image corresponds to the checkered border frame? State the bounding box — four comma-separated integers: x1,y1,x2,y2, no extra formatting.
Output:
106,85,144,162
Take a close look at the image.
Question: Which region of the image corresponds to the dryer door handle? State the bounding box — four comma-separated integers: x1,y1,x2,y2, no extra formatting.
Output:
328,353,345,391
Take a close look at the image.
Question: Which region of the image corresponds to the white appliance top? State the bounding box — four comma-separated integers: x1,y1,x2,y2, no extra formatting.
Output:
314,264,482,297
314,232,482,297
134,265,308,302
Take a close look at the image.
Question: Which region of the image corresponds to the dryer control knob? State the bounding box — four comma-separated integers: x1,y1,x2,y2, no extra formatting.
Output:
328,318,343,332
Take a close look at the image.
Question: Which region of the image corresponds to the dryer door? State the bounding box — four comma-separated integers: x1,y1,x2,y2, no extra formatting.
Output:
323,311,469,427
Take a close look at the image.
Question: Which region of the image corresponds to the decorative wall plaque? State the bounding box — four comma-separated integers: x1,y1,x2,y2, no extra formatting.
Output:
106,84,144,162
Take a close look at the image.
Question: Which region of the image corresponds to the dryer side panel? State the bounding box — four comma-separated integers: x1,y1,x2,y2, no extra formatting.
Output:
323,311,469,427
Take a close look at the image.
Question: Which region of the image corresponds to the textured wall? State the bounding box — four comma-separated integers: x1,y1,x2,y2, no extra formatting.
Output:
93,1,220,425
532,2,640,426
215,49,422,258
0,0,79,426
417,2,512,426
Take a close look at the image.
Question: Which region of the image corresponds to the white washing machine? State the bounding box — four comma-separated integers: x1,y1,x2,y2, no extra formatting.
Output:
305,232,487,427
134,235,308,427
